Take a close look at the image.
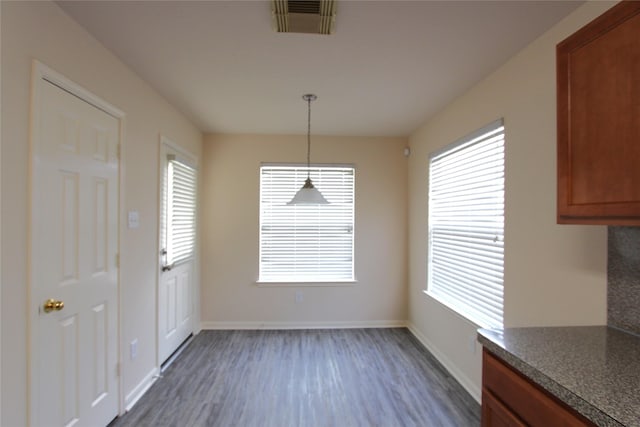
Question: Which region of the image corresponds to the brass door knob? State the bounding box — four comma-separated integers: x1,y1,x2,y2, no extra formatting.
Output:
43,299,64,313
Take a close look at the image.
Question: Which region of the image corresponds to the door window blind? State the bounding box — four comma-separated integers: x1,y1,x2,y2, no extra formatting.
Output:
428,120,504,329
166,155,197,265
259,165,355,282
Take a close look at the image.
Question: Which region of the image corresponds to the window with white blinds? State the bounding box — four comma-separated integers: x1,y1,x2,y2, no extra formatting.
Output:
428,119,504,329
166,155,197,265
259,165,355,283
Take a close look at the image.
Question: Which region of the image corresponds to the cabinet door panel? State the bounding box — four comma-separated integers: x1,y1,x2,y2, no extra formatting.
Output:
557,1,640,225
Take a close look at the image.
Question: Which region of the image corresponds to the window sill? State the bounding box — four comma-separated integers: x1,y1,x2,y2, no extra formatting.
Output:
422,290,488,329
256,280,357,288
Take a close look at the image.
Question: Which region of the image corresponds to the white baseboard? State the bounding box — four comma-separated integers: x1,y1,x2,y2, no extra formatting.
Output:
124,367,160,412
200,320,408,330
406,323,482,403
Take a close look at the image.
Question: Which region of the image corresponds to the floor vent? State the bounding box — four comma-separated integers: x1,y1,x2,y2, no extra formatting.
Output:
272,0,337,35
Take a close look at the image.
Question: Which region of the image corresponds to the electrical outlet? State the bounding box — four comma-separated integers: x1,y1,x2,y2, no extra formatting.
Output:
130,339,138,360
295,290,303,303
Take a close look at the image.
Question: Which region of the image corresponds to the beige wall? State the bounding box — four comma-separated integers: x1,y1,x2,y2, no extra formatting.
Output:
201,134,407,327
1,2,202,425
408,1,615,401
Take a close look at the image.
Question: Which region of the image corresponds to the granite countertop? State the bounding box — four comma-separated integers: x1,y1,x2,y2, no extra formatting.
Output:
477,326,640,427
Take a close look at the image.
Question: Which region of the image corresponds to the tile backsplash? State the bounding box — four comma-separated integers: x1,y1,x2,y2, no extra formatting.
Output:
608,226,640,335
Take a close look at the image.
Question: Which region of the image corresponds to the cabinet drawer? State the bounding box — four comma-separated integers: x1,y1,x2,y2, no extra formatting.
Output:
482,350,594,426
482,388,527,427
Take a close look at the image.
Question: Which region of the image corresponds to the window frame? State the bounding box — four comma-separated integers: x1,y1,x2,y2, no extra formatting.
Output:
426,119,505,329
257,163,356,286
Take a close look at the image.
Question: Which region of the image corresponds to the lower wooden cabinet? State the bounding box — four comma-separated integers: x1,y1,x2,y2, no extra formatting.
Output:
482,349,595,427
482,388,527,427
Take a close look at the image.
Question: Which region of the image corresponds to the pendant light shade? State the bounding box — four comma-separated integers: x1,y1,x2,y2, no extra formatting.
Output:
287,94,330,205
288,177,329,205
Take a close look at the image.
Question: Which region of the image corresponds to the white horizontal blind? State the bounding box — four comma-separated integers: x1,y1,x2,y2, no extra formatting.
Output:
428,120,504,329
260,165,355,282
167,156,197,265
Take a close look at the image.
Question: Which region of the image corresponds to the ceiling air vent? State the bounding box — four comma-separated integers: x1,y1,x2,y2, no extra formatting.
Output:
272,0,337,35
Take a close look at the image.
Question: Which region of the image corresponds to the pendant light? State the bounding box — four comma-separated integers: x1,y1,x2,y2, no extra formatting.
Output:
287,94,329,205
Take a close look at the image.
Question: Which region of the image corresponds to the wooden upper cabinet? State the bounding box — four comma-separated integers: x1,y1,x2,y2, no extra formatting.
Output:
557,1,640,225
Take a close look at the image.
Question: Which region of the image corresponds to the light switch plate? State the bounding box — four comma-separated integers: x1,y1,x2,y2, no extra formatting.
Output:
128,211,140,229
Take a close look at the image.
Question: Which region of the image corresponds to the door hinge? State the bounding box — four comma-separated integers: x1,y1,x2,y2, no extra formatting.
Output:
116,362,120,377
115,253,119,268
116,144,121,159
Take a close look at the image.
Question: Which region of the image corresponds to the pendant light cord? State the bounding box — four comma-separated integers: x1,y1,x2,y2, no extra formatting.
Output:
307,96,312,178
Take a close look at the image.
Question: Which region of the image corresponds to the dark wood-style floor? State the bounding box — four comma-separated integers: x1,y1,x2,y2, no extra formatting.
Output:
110,328,480,427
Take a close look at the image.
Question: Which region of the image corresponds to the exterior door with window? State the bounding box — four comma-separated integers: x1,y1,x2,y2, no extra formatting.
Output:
158,139,197,364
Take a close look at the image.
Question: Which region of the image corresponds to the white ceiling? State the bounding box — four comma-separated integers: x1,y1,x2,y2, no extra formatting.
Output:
57,0,581,137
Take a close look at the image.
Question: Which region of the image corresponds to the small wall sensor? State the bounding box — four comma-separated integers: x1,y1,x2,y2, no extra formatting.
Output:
403,147,411,157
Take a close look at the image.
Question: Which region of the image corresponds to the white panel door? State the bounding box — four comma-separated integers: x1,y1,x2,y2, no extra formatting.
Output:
158,140,196,364
31,77,119,427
